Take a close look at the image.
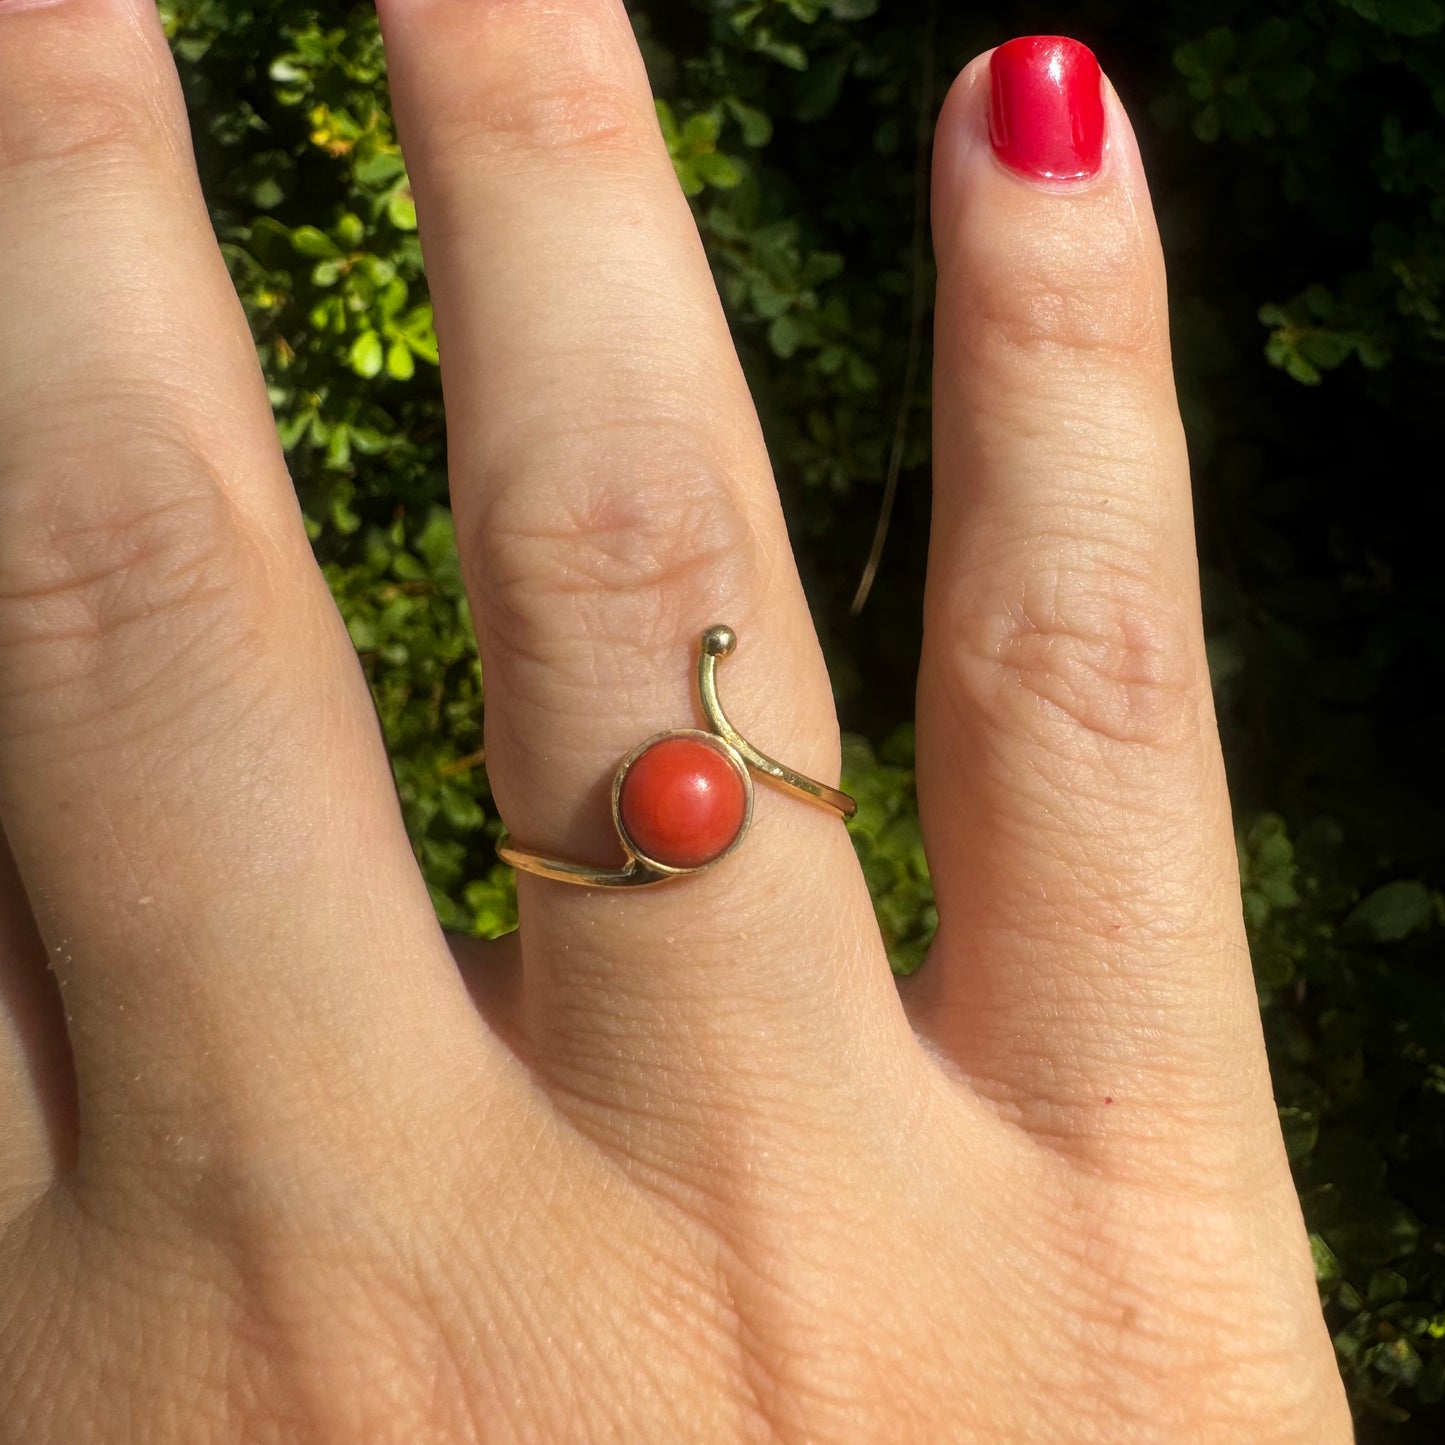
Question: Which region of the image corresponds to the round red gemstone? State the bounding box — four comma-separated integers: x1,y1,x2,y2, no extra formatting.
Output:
618,736,748,869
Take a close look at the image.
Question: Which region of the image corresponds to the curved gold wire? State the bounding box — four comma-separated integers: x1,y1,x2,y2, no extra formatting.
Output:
696,625,857,820
497,625,857,888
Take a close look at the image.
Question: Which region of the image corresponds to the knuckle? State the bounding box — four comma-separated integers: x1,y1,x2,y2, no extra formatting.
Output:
0,89,153,178
0,426,261,736
965,207,1168,367
423,1,650,171
948,545,1204,753
0,12,175,177
472,439,765,663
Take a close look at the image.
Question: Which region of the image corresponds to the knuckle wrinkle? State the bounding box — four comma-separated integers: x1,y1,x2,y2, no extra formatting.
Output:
0,438,262,733
954,554,1203,752
473,456,762,661
964,207,1168,367
427,4,647,167
0,21,173,176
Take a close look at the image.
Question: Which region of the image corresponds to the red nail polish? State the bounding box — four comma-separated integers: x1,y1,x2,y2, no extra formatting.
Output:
988,36,1105,182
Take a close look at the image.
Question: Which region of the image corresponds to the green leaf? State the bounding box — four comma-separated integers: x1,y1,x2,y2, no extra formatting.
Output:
386,185,418,231
268,57,307,84
768,313,804,358
250,175,285,210
1310,1233,1341,1287
795,46,853,121
798,251,845,288
1299,330,1354,370
290,225,342,259
385,337,416,381
654,98,680,143
276,409,311,450
760,38,809,70
353,150,408,186
693,150,743,188
414,508,459,576
725,97,773,147
1267,62,1315,103
1327,1197,1421,1267
1206,631,1246,688
1347,880,1439,941
403,322,439,366
681,109,722,146
1192,105,1223,143
1348,0,1445,35
1280,1106,1319,1162
345,613,377,651
349,425,392,455
325,423,352,470
349,330,384,379
671,160,703,197
845,354,877,390
1367,1337,1423,1387
1367,1268,1410,1306
334,212,366,250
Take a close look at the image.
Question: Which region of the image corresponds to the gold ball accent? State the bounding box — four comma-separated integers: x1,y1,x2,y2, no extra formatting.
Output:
702,624,737,657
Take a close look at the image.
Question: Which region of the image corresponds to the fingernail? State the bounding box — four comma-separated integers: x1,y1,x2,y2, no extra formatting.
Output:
988,36,1105,183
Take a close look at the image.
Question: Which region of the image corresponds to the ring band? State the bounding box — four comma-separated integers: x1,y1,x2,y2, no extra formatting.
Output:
497,625,857,888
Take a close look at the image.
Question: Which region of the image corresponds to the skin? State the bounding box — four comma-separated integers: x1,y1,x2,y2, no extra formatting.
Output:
0,0,1353,1440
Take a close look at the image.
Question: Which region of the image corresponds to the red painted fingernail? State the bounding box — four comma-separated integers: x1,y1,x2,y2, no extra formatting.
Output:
988,36,1105,182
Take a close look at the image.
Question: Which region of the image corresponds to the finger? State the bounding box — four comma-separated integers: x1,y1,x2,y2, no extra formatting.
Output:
0,0,477,1167
910,40,1278,1169
377,0,902,1111
0,826,73,1211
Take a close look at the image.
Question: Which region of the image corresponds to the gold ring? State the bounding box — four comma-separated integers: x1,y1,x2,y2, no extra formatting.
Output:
497,625,857,888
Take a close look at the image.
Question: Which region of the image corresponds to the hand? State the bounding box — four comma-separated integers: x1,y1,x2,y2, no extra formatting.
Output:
0,3,1350,1440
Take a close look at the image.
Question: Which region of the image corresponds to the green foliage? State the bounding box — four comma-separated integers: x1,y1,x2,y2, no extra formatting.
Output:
843,728,935,975
162,0,1444,1434
657,101,745,194
1243,816,1445,1425
159,0,504,931
1260,286,1393,385
1158,0,1445,392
